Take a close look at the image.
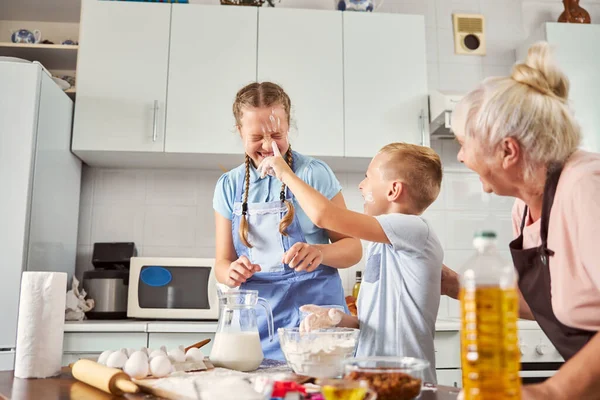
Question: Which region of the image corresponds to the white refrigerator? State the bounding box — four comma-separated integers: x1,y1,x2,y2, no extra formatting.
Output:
0,62,82,370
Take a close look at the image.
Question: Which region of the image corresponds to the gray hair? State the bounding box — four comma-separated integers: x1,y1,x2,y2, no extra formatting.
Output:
453,41,581,182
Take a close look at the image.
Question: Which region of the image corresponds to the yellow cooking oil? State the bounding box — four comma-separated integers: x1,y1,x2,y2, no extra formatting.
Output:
321,385,367,400
459,231,521,400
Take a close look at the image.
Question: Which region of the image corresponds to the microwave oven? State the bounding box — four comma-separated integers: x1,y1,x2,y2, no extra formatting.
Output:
127,257,219,320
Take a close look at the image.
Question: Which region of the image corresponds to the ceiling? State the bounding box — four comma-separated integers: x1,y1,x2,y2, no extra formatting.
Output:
0,0,81,23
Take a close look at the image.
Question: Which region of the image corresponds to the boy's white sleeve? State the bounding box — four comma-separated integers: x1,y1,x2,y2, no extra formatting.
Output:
374,214,429,253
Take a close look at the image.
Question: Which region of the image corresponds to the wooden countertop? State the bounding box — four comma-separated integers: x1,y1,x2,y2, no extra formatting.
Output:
0,368,461,399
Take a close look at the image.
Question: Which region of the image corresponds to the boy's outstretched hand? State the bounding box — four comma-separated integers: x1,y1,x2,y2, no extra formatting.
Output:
257,142,293,182
299,305,344,333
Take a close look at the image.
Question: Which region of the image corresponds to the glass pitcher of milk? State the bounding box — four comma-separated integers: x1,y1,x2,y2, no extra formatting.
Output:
210,289,274,372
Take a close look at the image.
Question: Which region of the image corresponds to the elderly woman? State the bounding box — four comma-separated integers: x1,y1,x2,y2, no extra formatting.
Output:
442,41,600,399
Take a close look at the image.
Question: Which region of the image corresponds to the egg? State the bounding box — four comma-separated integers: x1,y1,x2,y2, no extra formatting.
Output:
125,348,136,358
149,346,167,360
167,345,186,363
106,349,128,369
149,355,172,378
185,347,205,362
97,350,113,365
123,351,150,379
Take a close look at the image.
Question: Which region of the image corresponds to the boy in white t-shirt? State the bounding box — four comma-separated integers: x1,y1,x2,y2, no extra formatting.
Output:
258,142,444,384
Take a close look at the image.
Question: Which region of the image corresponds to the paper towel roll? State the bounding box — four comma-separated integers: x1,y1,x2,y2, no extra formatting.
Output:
14,271,67,378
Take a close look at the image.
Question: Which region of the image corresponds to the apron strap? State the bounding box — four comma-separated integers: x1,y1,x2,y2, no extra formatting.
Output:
540,163,564,249
520,206,528,234
235,152,300,204
235,164,246,204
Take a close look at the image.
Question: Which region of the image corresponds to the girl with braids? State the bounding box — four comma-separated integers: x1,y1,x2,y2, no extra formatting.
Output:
212,82,362,360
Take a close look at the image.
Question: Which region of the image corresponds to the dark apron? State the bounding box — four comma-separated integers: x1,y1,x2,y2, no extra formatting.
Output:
509,163,596,361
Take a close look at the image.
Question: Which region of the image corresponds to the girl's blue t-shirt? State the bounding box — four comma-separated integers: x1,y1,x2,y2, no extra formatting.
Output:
213,152,342,245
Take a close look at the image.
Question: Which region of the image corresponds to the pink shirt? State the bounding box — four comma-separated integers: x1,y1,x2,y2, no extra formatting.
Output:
512,150,600,331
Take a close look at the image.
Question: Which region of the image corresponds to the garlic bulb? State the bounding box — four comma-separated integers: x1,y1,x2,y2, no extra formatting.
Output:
167,345,186,363
106,349,128,369
149,346,167,360
150,355,172,378
185,347,205,362
97,350,113,365
123,351,149,379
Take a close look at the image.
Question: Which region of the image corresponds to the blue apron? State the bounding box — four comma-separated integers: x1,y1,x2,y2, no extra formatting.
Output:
231,156,347,360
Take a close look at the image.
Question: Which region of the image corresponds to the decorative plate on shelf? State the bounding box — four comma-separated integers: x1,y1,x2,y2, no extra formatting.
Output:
52,76,71,91
0,56,31,63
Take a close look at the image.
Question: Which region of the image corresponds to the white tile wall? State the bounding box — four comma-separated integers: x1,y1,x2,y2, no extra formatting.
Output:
76,142,514,320
74,0,590,316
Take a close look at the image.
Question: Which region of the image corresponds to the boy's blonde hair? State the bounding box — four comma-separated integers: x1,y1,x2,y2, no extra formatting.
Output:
453,41,581,183
378,143,442,213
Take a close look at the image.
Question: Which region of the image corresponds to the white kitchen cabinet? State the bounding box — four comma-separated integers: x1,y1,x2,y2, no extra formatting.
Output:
72,3,430,168
257,8,344,157
0,351,15,372
62,332,148,366
165,5,257,155
434,331,461,369
72,0,170,154
434,330,462,387
343,13,428,157
518,23,600,154
437,369,462,388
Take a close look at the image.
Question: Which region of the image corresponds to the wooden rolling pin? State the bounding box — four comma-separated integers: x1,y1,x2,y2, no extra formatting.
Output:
71,359,139,396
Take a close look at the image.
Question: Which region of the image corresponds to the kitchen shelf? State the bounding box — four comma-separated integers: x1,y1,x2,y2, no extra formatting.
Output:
0,42,78,70
65,88,76,100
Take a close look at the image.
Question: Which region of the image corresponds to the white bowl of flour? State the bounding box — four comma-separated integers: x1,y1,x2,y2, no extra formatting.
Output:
278,327,359,378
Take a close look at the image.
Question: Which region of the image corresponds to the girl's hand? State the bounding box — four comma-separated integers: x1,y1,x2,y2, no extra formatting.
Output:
226,256,261,287
257,142,293,182
283,242,323,272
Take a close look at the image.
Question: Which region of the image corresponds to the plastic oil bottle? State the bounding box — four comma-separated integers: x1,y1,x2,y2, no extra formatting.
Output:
459,231,521,400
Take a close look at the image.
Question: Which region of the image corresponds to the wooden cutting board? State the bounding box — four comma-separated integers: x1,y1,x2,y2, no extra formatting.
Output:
135,380,196,400
134,359,215,400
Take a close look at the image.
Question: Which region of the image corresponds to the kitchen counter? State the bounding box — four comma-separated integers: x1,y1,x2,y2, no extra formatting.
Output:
64,320,148,332
65,318,544,333
0,368,461,399
64,320,219,333
436,318,545,331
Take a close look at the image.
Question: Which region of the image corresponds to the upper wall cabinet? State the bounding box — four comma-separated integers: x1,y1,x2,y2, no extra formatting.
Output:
257,8,344,157
343,13,428,158
165,5,257,155
518,23,600,154
72,0,170,154
71,4,429,168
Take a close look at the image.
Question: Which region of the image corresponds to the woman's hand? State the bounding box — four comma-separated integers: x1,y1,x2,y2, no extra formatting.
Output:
522,383,563,400
283,242,323,272
226,255,261,287
441,264,460,299
257,142,293,182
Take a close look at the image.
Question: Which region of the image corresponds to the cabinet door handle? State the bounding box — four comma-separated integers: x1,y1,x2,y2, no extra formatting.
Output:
419,109,427,146
152,100,159,142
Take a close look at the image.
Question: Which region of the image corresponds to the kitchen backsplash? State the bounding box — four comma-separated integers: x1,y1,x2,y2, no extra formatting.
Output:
75,140,514,319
